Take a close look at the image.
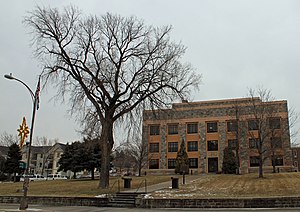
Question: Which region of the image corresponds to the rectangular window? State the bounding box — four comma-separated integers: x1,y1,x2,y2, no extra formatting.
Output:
207,122,218,133
168,158,176,169
149,125,160,135
250,156,260,167
187,123,198,134
272,156,283,166
271,137,282,149
189,158,198,168
228,139,237,149
249,138,258,149
188,141,198,152
168,124,179,135
248,120,258,131
294,150,298,158
168,142,178,152
149,143,159,153
269,118,281,130
227,121,237,132
207,140,218,151
149,159,159,169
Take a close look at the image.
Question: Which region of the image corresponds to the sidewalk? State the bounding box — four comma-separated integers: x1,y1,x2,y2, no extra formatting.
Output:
124,174,201,193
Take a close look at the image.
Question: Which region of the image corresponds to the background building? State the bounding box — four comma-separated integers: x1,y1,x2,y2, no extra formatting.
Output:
143,98,293,174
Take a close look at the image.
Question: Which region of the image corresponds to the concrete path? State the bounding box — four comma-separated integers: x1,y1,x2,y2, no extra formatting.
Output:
123,174,201,193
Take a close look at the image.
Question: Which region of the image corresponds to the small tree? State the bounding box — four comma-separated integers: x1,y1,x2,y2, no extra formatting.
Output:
82,137,101,180
222,147,237,174
58,142,84,178
4,143,22,182
175,139,189,174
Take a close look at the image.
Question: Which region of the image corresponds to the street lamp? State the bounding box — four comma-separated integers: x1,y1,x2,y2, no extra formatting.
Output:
4,73,40,210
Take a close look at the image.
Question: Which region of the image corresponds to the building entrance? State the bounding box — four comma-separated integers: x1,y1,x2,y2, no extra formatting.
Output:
208,157,218,173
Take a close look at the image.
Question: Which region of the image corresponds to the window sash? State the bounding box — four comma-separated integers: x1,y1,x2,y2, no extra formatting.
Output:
168,124,179,135
168,142,178,152
207,140,218,151
207,122,218,133
149,143,159,153
188,141,198,152
149,125,160,135
189,158,198,168
227,121,237,132
187,123,198,134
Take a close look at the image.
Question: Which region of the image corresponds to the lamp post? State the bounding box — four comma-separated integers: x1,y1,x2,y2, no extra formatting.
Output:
4,73,40,210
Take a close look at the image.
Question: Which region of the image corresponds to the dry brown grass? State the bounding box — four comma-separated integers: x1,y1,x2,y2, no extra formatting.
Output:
2,173,300,198
0,175,170,197
150,172,300,198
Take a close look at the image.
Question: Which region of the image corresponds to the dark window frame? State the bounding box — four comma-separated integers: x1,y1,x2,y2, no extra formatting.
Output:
227,121,238,132
269,118,281,130
168,158,176,169
250,156,260,167
207,122,218,133
168,142,179,152
271,137,282,149
168,124,179,135
248,120,259,131
187,141,198,152
149,125,160,135
272,156,284,166
189,158,198,168
187,123,198,134
149,143,159,153
149,159,159,169
228,139,237,149
207,140,218,151
249,138,259,149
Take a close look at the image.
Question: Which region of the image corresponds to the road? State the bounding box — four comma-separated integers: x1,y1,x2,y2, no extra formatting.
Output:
1,204,300,212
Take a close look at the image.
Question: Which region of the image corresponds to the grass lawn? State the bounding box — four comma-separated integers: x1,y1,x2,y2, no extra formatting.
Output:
151,172,300,198
0,175,170,197
1,172,300,198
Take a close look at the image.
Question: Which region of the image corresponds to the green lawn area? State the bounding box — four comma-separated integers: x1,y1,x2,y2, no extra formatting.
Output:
1,173,300,198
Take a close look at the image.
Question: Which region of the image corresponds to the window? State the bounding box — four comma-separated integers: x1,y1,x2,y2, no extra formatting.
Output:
249,138,258,149
189,158,198,168
271,137,282,149
188,141,198,152
269,118,281,130
187,123,198,134
293,150,298,158
227,121,237,132
294,161,298,168
248,120,258,131
168,124,179,135
149,159,159,169
149,125,160,135
272,156,283,166
207,140,218,151
207,122,218,133
228,139,237,149
168,159,176,169
149,143,159,153
168,142,178,152
250,156,260,167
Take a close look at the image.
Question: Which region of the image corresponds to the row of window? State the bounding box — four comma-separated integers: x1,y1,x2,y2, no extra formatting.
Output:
149,156,284,169
149,118,281,136
150,137,283,153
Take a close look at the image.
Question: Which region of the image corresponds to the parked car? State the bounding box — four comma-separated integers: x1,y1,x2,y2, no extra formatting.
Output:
47,174,67,180
20,174,46,182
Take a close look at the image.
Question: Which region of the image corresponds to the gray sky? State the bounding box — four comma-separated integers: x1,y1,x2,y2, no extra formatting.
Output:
1,0,299,144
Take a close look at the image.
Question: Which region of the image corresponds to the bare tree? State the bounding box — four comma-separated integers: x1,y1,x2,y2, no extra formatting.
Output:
33,136,55,146
246,88,290,178
24,6,201,188
0,132,19,147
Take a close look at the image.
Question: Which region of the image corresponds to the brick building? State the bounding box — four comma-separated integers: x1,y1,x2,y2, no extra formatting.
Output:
143,98,293,174
291,147,300,171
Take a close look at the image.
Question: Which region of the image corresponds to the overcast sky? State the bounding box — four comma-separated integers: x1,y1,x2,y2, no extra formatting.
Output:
1,0,299,145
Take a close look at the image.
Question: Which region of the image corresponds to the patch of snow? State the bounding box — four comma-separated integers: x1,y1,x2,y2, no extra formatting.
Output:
95,194,107,198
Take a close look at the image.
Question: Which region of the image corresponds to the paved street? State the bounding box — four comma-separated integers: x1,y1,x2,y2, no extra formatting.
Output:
1,204,300,212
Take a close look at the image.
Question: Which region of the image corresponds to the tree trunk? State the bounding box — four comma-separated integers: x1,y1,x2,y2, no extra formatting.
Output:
259,153,263,178
99,120,114,189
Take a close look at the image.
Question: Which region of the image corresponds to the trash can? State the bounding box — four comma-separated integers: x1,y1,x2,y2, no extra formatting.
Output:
122,177,132,188
171,177,179,189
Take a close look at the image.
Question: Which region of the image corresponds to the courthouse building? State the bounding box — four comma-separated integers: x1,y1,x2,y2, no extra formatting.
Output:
143,97,293,174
